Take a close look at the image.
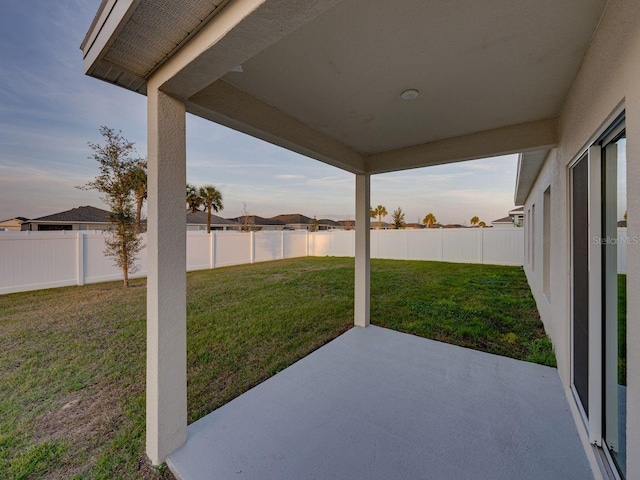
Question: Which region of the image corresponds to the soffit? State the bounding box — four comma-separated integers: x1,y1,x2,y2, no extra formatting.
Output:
221,0,607,154
83,0,228,93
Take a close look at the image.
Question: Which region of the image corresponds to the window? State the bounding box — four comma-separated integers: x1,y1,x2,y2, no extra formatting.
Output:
543,188,551,298
531,204,535,271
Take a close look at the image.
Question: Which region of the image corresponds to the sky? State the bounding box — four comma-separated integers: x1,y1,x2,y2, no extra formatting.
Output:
0,0,518,226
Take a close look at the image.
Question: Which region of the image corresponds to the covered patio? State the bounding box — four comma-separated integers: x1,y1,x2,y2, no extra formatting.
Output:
167,326,591,479
81,0,621,478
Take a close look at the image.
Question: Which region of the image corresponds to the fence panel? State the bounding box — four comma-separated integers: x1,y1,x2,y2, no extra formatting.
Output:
84,232,148,284
254,231,282,263
1,228,531,295
187,232,211,271
214,232,251,268
407,229,443,261
309,231,331,257
0,232,77,293
442,229,483,263
284,231,308,258
329,231,355,257
482,228,524,266
378,230,407,260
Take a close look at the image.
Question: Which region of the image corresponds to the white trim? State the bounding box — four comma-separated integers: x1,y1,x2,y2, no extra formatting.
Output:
588,144,603,446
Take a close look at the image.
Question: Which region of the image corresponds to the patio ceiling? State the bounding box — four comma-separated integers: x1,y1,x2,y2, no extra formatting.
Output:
83,0,607,174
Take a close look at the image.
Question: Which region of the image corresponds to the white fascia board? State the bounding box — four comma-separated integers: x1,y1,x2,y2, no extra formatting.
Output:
81,0,141,76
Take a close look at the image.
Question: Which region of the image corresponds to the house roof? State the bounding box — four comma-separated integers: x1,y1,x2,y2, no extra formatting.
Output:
492,216,513,224
0,217,29,223
30,206,111,224
317,218,340,227
227,215,286,226
271,214,313,225
186,211,236,225
508,206,524,215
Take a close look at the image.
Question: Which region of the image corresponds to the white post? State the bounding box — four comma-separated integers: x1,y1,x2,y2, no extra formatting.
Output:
214,230,216,268
281,230,285,259
76,232,84,286
354,174,370,327
250,231,255,263
146,87,187,465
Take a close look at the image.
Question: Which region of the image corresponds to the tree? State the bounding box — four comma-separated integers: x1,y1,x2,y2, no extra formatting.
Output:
199,185,223,233
186,183,202,213
392,207,406,229
240,202,254,232
470,216,480,227
478,221,487,227
370,205,388,229
128,162,147,230
422,213,436,228
311,216,318,232
83,126,143,287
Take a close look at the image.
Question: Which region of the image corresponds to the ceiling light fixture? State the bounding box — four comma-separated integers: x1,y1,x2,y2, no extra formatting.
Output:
401,89,419,100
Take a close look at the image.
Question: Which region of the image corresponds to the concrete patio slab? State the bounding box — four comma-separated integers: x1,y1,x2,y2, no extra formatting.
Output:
167,325,593,480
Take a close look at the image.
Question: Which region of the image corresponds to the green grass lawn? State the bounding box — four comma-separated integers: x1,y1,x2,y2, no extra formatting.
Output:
0,257,553,479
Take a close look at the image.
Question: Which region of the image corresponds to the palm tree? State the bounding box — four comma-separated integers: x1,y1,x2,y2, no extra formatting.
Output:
186,183,202,213
370,205,388,229
422,213,436,228
199,185,223,233
478,221,486,228
470,215,480,227
128,162,147,230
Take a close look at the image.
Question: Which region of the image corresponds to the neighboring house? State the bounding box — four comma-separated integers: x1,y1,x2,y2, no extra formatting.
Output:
271,213,313,230
491,216,514,228
492,207,524,228
317,218,341,230
225,215,286,231
404,222,425,229
509,206,524,226
21,206,111,231
0,217,29,231
186,211,237,231
82,1,640,478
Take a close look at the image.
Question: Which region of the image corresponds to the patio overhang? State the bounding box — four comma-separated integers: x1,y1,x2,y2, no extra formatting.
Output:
82,0,610,468
81,0,608,175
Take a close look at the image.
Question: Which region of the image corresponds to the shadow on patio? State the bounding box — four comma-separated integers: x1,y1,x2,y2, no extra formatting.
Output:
167,326,592,480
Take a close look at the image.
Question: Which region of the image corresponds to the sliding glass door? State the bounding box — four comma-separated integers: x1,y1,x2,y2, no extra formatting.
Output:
603,129,627,478
572,153,590,416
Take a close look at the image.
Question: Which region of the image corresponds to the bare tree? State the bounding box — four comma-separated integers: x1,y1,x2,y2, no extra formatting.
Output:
240,202,254,232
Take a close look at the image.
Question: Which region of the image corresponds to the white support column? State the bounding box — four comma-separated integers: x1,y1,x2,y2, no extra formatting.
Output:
354,174,370,327
146,87,187,465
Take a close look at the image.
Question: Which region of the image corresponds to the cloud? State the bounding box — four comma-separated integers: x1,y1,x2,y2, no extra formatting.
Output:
275,174,306,180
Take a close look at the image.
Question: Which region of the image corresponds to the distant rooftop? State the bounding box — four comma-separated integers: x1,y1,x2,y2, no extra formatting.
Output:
187,211,236,225
30,206,110,223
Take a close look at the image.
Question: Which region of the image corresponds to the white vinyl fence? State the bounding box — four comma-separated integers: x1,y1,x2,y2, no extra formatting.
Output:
0,228,527,295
